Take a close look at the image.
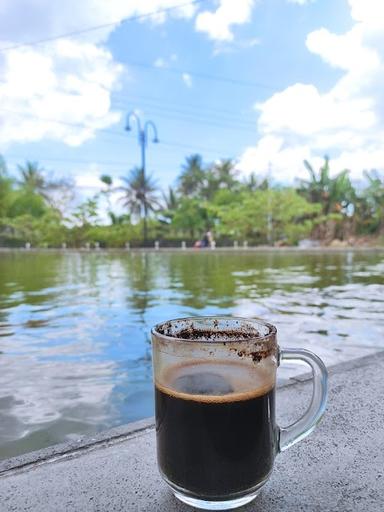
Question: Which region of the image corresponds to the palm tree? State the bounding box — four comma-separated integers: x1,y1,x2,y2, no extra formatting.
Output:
213,159,237,189
162,186,178,210
100,174,113,187
298,156,355,214
108,212,130,225
118,167,160,242
0,155,7,176
362,170,384,233
17,161,73,212
244,172,269,191
18,161,46,196
198,159,237,201
160,186,179,225
100,174,114,220
178,154,205,196
0,155,13,218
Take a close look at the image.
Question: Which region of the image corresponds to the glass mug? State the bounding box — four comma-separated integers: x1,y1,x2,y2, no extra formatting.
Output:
151,317,328,510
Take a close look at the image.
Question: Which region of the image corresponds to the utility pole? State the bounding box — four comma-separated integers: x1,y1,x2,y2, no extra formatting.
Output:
125,112,159,243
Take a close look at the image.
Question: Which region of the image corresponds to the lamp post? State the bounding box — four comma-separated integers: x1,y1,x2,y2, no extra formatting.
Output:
125,112,159,243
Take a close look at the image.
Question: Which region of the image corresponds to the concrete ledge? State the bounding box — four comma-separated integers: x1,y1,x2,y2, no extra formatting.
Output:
1,352,384,511
1,352,383,478
0,417,155,477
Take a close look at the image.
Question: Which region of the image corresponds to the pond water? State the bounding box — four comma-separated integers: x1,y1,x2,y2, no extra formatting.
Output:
0,250,383,460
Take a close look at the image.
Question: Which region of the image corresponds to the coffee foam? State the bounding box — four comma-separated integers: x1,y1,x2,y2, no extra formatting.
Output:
156,360,275,403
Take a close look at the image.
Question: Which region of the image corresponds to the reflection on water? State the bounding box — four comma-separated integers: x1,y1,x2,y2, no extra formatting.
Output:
0,250,383,459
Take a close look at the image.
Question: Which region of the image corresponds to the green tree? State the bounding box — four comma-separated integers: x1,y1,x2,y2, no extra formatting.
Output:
108,212,130,225
18,161,45,193
118,167,160,242
212,159,237,190
162,186,178,210
178,154,205,196
172,197,210,239
7,190,47,218
361,170,384,234
17,160,73,213
298,156,355,215
198,159,238,201
100,174,114,221
72,197,99,227
160,186,179,225
100,174,113,187
244,172,269,191
0,156,13,218
216,189,320,244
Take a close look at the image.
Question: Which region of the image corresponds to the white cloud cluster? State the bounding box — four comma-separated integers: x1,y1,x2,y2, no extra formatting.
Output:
195,0,256,41
182,72,193,88
239,0,384,181
0,0,195,147
0,41,123,146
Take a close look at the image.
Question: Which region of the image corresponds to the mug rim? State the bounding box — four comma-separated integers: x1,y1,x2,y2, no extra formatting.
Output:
151,315,277,345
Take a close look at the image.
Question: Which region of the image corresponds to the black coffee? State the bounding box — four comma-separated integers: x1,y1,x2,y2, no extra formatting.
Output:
155,362,276,500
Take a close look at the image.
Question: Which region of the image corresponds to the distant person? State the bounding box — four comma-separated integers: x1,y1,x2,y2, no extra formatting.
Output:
201,232,209,248
194,231,214,249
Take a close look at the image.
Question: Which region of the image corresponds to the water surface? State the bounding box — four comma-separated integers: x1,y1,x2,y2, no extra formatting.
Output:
0,250,383,459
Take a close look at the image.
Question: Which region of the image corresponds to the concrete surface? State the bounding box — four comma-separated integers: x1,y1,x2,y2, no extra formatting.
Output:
1,352,383,512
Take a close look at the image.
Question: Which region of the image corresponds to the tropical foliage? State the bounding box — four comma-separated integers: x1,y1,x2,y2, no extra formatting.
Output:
0,154,383,248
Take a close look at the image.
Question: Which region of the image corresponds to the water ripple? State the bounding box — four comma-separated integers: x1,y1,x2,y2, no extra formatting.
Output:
0,250,383,458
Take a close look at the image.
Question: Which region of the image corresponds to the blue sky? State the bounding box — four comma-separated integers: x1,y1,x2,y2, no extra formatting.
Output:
0,0,383,207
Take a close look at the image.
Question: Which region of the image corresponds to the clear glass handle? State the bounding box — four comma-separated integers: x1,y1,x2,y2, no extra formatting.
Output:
278,348,328,452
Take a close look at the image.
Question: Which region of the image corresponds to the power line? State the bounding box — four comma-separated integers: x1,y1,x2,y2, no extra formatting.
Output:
111,91,252,118
111,98,257,129
114,104,257,132
125,60,275,90
0,80,260,128
0,0,204,53
0,108,249,158
0,59,276,92
5,155,136,167
0,108,127,137
161,140,237,158
4,135,238,169
0,107,257,143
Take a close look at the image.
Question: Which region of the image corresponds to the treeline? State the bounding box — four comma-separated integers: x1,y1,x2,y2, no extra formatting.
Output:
0,154,383,248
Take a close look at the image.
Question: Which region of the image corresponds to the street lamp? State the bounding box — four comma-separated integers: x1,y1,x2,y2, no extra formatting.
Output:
125,112,159,243
125,111,159,179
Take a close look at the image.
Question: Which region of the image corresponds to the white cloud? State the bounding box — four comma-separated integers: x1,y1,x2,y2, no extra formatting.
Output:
238,135,324,182
75,172,105,190
238,0,384,181
0,0,195,147
348,0,384,29
182,72,193,88
306,26,380,72
0,41,123,146
213,36,260,56
195,0,256,41
287,0,313,5
154,57,166,68
153,53,178,68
